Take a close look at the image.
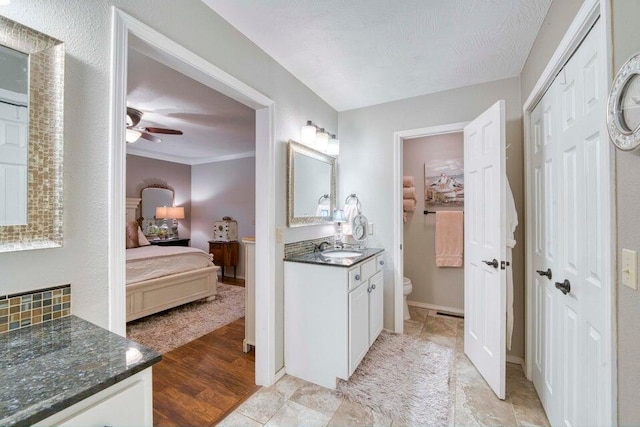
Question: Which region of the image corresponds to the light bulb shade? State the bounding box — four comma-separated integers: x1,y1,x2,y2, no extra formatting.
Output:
155,206,169,219
333,209,347,223
301,121,317,145
126,128,141,143
327,136,340,156
315,128,329,152
166,206,185,219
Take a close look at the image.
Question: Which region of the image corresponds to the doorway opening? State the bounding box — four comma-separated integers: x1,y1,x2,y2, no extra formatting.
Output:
108,8,278,413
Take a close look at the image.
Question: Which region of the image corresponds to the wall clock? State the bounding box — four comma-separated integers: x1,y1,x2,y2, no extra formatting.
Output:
607,53,640,150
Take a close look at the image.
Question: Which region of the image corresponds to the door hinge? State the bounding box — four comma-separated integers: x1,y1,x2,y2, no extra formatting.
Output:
501,261,510,270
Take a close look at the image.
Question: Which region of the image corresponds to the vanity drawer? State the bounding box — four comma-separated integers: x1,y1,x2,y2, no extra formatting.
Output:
361,258,377,282
348,266,362,291
375,254,385,272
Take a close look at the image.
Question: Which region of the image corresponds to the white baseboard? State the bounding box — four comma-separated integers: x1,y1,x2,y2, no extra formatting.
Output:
506,355,524,367
274,367,286,384
407,300,464,316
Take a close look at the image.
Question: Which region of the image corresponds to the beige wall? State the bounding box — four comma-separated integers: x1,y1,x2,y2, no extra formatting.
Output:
338,76,526,358
520,0,585,102
612,1,640,424
403,133,464,310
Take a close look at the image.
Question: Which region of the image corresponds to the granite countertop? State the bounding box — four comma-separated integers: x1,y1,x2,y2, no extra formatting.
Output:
0,316,161,427
284,247,384,267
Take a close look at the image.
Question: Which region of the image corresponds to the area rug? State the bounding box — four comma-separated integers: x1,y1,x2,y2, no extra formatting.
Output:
126,283,245,354
337,331,455,426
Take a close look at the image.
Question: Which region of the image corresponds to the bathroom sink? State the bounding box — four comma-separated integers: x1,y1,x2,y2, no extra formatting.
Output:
321,250,363,259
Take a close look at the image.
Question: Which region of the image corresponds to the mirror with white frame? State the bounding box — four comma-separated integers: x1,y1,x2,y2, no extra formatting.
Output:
0,16,64,252
287,140,336,227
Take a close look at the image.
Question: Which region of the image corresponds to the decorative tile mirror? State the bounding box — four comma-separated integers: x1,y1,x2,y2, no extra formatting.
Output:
287,140,336,227
0,16,64,252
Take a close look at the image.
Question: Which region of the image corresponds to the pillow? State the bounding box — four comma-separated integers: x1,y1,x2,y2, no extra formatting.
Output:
138,227,151,246
126,221,140,249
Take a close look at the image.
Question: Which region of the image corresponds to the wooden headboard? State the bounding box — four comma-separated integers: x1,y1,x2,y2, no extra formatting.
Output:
126,198,141,223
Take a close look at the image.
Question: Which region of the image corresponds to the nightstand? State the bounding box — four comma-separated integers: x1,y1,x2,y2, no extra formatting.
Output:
148,238,190,247
208,240,239,278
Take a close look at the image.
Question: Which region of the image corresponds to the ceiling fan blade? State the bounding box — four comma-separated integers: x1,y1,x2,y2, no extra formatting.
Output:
140,132,162,143
144,127,183,135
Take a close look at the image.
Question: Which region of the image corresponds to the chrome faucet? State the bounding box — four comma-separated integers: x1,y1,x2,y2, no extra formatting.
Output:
315,241,332,252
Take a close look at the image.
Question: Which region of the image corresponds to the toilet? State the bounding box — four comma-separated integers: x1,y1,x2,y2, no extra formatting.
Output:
403,277,413,320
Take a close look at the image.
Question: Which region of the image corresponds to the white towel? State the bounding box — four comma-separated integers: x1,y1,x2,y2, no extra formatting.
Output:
342,204,359,235
506,178,518,351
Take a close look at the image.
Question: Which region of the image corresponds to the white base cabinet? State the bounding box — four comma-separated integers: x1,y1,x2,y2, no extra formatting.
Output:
36,368,153,427
284,252,384,389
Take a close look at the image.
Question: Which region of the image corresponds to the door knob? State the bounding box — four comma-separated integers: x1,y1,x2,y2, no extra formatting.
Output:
555,279,571,295
536,268,553,280
483,259,499,269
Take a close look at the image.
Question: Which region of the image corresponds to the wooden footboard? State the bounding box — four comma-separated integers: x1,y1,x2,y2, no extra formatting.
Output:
126,265,220,322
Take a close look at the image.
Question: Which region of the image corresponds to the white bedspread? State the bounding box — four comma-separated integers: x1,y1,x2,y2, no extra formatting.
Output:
126,245,214,285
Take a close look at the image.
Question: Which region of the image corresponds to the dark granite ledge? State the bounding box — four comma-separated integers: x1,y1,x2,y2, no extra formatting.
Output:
0,315,161,427
284,247,384,267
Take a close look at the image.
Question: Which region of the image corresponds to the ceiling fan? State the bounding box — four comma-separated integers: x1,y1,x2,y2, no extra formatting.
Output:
126,107,183,143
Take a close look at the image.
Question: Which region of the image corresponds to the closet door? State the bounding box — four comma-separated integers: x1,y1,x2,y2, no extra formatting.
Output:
530,76,561,423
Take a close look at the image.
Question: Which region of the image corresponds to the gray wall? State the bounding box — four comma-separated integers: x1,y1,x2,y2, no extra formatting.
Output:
338,76,526,358
0,0,338,373
612,1,640,423
191,157,256,279
126,154,192,238
520,0,585,102
403,133,464,310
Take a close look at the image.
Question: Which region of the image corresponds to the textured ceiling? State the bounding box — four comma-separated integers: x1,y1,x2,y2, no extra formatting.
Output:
126,47,255,164
203,0,552,111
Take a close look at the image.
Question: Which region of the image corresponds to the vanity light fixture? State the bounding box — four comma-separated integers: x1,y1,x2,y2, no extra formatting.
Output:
301,120,339,155
301,120,317,145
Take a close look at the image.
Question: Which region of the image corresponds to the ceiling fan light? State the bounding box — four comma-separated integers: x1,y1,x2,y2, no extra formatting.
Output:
126,129,141,143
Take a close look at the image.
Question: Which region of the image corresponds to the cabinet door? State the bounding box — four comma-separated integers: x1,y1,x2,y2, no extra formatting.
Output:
209,243,223,266
368,271,384,346
349,282,370,376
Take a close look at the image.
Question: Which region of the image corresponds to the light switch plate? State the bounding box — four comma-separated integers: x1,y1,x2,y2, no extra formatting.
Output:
622,249,637,290
368,222,374,235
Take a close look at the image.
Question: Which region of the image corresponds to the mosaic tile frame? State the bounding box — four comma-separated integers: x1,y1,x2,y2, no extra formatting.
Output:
0,16,64,252
0,284,71,334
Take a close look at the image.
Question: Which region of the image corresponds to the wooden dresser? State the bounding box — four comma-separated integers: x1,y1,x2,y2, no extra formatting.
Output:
208,240,239,278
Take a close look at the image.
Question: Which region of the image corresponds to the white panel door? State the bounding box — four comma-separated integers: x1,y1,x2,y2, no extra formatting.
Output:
464,100,507,399
528,20,610,427
0,101,28,225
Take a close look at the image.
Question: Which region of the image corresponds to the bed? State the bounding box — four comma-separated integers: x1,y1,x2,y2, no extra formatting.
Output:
125,198,219,322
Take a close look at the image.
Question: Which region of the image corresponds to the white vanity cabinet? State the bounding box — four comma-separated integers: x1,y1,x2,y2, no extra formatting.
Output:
284,251,384,389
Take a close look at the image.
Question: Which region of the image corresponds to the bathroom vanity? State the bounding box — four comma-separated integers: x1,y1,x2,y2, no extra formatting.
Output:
284,248,384,389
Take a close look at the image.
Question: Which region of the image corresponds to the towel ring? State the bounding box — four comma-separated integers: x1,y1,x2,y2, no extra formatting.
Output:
317,194,330,204
345,193,362,213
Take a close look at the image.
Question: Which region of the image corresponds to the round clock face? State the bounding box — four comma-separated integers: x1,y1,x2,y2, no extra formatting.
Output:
608,53,640,150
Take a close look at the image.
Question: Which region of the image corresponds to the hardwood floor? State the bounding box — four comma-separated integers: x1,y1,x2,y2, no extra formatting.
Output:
152,317,257,426
220,277,245,287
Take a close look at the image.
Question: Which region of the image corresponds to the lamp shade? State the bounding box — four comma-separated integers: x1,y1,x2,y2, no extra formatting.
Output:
327,135,340,156
166,206,185,219
301,120,317,145
333,209,346,223
156,206,169,219
315,128,329,152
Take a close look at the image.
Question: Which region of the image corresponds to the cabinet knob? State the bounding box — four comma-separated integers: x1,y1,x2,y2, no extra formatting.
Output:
379,260,385,266
367,286,372,293
371,284,376,290
355,274,361,281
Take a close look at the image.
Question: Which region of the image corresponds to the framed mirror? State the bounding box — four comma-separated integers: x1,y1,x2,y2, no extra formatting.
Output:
287,140,337,227
0,16,64,253
608,52,640,150
140,185,174,236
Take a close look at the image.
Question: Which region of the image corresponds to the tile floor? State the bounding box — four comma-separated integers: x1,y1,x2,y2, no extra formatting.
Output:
218,307,549,426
